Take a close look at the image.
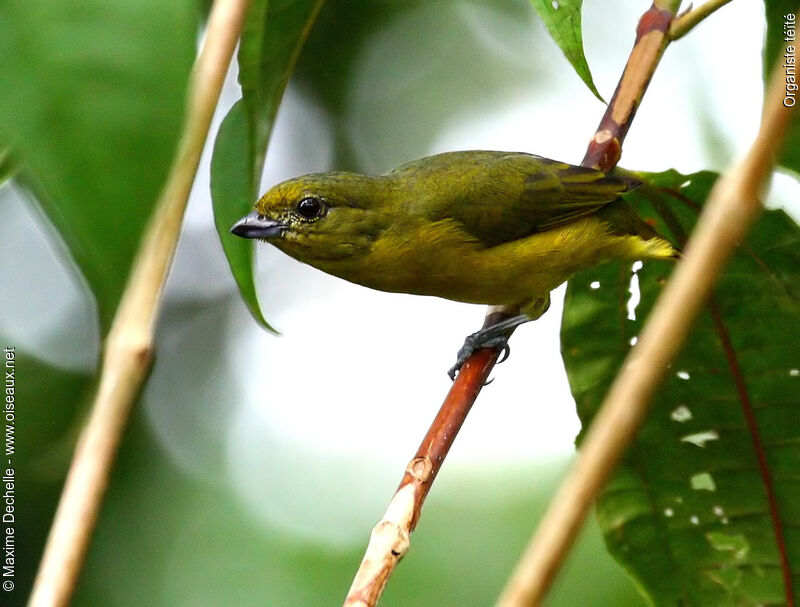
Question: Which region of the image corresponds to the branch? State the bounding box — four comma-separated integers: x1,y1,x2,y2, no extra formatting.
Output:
669,0,735,41
496,44,797,607
344,313,504,606
27,1,250,605
583,1,678,170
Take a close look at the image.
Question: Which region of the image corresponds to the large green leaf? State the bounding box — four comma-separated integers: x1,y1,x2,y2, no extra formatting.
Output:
0,0,196,333
763,1,800,175
528,0,603,101
293,0,413,120
210,100,273,330
239,0,326,179
562,170,800,605
211,0,324,329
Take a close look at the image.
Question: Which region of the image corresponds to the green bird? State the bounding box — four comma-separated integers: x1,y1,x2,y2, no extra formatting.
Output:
231,151,676,378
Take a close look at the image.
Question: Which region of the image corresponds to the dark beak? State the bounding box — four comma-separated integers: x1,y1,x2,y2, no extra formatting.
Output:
230,211,288,239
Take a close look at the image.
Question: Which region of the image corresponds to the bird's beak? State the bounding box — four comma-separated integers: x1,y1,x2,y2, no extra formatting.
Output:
230,211,288,239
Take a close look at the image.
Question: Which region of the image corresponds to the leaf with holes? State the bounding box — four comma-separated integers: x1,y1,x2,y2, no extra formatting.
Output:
562,170,800,605
211,0,324,329
528,0,603,102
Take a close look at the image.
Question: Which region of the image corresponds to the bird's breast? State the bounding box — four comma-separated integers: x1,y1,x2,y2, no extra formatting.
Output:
308,215,654,307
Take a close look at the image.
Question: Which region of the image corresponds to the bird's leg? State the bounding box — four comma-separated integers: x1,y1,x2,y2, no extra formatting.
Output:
447,296,550,380
447,315,529,380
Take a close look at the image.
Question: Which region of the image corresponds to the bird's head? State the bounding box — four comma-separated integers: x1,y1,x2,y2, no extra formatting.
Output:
231,172,391,263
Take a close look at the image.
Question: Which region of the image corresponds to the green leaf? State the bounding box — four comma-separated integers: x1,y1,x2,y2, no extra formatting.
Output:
239,0,325,179
210,101,274,331
10,350,93,467
562,170,800,605
528,0,603,102
0,147,17,186
763,1,800,175
211,0,323,328
0,0,196,333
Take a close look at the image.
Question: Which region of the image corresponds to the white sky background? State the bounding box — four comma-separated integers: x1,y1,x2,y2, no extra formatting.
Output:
2,0,797,544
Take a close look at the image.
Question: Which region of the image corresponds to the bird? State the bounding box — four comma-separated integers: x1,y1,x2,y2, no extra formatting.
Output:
231,150,676,378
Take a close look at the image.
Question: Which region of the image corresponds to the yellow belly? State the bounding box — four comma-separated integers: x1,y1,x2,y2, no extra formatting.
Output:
313,216,672,308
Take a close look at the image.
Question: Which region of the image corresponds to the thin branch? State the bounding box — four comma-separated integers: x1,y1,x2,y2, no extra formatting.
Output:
343,314,503,607
27,1,250,605
669,0,736,41
496,46,797,607
583,1,678,170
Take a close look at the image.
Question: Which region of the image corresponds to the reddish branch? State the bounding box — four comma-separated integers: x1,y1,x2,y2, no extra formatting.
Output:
583,4,673,171
344,317,501,606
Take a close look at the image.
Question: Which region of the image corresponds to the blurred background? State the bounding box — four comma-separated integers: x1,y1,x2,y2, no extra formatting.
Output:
2,0,798,604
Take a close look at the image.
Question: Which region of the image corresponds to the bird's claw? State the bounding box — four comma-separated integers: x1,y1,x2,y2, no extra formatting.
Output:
447,343,473,381
498,343,511,364
483,345,510,385
447,334,510,381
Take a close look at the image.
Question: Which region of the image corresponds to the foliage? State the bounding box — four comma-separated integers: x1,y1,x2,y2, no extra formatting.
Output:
563,171,800,604
211,0,324,329
528,0,603,101
0,0,196,332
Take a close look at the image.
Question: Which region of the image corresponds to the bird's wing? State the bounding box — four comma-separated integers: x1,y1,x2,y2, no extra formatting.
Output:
405,152,639,248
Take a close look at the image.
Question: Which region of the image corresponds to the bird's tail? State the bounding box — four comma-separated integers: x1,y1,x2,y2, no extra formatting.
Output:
597,199,678,261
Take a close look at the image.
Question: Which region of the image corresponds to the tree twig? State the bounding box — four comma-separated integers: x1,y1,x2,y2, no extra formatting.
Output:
343,312,504,606
669,0,735,41
496,44,796,607
583,1,678,170
27,1,250,605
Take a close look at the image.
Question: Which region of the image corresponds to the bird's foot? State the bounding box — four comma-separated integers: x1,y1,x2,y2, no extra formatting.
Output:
447,314,531,380
448,335,510,381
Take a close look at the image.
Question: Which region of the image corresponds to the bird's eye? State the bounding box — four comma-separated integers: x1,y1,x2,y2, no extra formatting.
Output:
296,196,323,220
